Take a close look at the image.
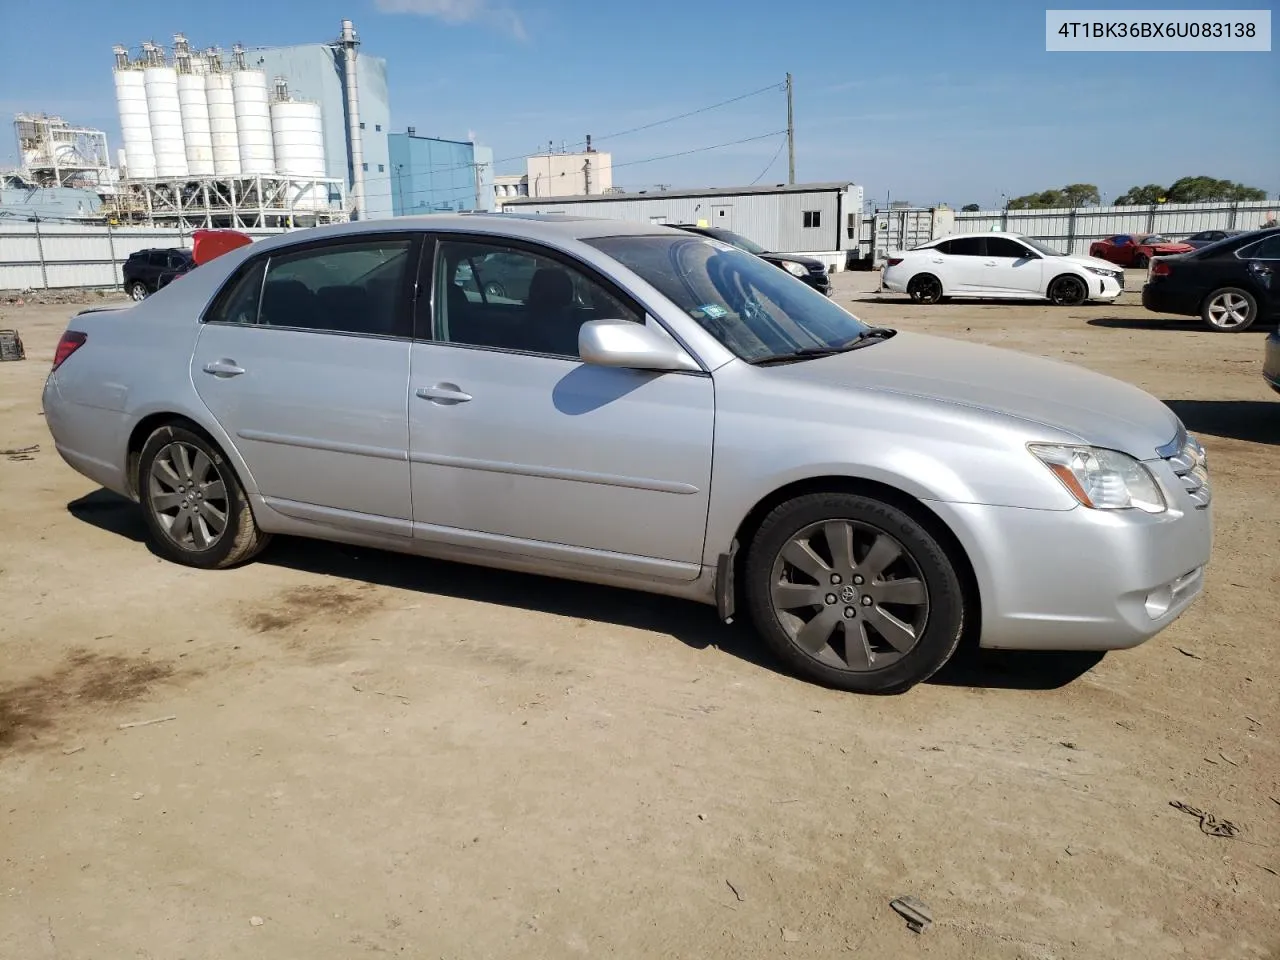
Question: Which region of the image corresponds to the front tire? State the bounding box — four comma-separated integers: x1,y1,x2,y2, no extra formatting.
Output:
127,281,149,302
1048,274,1088,306
1134,254,1149,269
907,273,944,304
1200,287,1257,332
744,493,965,694
137,424,269,569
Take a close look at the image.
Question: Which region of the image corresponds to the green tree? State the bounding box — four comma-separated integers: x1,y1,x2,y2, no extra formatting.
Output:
961,203,981,212
1165,175,1267,202
1060,183,1101,206
1008,189,1064,209
1115,184,1166,205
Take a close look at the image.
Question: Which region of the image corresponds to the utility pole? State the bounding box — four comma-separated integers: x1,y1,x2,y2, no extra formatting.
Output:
785,72,795,185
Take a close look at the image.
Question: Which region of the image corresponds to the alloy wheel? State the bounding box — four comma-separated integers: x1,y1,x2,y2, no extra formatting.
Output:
1050,276,1086,305
147,441,230,551
908,275,942,304
769,519,930,672
1206,292,1252,330
129,283,148,302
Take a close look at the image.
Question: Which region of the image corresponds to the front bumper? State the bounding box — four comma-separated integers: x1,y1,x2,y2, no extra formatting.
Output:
929,467,1212,651
802,273,831,296
1091,273,1123,301
1264,330,1280,394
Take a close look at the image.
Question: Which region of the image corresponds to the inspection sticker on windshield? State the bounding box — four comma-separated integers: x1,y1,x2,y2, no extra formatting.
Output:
697,304,729,320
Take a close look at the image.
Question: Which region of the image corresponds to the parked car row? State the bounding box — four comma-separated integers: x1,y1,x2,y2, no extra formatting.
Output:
45,213,1212,695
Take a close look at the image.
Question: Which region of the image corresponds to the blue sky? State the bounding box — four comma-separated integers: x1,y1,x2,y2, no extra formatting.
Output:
1,0,1275,207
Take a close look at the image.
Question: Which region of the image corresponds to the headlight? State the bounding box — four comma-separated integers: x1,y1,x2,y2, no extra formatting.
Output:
1029,444,1166,513
783,261,808,277
1084,266,1118,277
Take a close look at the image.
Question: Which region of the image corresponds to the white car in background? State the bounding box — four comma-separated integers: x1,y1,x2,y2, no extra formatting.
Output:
882,231,1125,306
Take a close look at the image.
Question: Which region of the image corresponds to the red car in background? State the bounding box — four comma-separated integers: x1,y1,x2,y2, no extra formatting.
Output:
1088,233,1193,269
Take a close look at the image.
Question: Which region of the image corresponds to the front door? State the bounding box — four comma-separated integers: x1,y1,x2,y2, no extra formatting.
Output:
191,234,418,535
711,204,734,232
981,236,1045,296
407,236,714,578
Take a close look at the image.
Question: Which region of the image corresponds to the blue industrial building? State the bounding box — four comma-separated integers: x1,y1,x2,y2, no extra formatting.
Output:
388,132,494,216
247,41,394,220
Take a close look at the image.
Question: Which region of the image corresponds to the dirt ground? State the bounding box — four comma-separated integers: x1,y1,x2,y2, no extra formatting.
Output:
1,271,1277,959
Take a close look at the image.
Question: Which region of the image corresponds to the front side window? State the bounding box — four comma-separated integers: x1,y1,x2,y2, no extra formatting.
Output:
585,234,871,364
986,237,1033,259
1018,236,1066,256
433,240,640,358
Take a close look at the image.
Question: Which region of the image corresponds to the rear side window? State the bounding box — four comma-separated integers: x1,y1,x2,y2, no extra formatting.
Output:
147,251,168,266
946,236,984,256
1240,235,1280,260
205,261,266,326
261,239,414,336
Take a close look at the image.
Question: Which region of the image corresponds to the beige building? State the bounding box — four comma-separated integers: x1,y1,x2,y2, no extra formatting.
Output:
494,146,613,209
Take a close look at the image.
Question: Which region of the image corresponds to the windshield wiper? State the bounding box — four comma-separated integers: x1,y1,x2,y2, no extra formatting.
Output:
749,327,896,365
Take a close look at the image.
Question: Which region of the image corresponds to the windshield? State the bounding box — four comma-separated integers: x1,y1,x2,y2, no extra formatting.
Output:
1144,235,1172,244
586,234,871,363
704,228,767,256
1019,236,1066,256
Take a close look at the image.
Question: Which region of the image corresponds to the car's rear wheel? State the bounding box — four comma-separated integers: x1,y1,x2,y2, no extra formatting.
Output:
137,424,269,569
1048,274,1088,306
744,493,965,694
907,273,944,304
1201,287,1257,332
127,281,149,302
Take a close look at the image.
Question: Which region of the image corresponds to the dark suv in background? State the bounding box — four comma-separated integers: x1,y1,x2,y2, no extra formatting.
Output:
122,248,194,301
671,224,832,296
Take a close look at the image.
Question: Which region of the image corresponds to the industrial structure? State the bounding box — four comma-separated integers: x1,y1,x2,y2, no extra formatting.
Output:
12,113,116,193
105,20,394,227
388,130,493,215
504,181,863,271
493,138,613,208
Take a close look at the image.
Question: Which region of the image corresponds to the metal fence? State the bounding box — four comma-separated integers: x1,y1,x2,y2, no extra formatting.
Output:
0,223,287,291
949,200,1277,257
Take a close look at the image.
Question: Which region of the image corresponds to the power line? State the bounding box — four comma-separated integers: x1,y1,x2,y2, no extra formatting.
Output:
589,82,784,147
749,136,787,185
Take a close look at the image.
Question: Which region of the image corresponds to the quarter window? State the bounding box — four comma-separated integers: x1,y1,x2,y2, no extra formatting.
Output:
433,240,640,358
803,210,821,228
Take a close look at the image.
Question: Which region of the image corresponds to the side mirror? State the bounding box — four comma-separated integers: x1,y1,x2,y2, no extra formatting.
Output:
578,319,701,372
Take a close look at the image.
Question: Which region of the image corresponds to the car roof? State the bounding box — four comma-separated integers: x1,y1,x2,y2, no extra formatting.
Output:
241,213,683,258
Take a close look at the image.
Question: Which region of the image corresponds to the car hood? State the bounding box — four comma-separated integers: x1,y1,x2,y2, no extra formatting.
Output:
767,331,1180,458
1063,253,1124,271
764,251,824,268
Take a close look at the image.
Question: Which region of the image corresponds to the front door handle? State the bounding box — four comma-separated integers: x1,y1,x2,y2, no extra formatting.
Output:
203,359,245,377
416,383,473,405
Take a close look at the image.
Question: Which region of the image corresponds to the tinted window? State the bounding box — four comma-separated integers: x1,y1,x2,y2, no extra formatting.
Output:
585,234,871,364
1241,235,1280,259
946,236,985,256
986,237,1033,258
1111,235,1131,245
256,239,413,336
205,261,266,326
147,251,169,266
932,240,953,254
168,252,191,269
434,240,640,358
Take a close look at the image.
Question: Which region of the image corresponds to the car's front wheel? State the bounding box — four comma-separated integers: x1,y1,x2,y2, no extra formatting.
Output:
1048,274,1088,306
744,493,965,694
137,424,269,569
127,281,149,302
906,273,944,304
1134,253,1149,269
1201,287,1258,332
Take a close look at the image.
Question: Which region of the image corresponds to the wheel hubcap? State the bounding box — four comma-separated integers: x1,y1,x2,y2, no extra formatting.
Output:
769,520,930,672
131,285,146,301
148,441,229,551
1208,294,1250,328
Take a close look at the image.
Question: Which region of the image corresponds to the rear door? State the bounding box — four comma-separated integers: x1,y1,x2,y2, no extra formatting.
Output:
934,236,986,292
191,233,419,537
1239,234,1280,313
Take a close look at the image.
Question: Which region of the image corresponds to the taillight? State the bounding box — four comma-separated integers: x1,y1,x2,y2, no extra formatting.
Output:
1151,261,1172,277
886,257,903,267
52,330,86,371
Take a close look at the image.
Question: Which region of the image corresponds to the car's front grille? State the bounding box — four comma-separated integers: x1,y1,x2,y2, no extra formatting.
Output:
1165,435,1210,509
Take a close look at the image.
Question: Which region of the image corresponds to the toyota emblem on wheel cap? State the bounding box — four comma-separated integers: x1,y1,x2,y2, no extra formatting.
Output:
840,584,858,603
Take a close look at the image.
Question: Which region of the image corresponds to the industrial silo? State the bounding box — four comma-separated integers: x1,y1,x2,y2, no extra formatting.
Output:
112,46,156,179
230,45,275,175
204,49,241,176
142,42,189,178
174,35,214,176
270,78,326,211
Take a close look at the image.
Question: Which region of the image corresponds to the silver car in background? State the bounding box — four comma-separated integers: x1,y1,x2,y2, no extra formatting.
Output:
43,214,1212,694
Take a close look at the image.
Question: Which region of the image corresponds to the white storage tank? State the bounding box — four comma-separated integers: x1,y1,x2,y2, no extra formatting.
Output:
144,64,188,178
270,99,325,178
232,69,275,175
113,66,156,179
205,72,241,175
177,72,214,176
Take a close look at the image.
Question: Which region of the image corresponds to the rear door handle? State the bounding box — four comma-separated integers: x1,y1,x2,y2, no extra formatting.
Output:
983,260,997,266
416,383,473,405
930,257,944,263
202,359,245,377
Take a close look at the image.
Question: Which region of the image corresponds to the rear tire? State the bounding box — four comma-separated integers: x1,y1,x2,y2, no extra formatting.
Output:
744,492,966,694
127,281,149,302
137,424,269,569
907,273,944,305
1200,287,1257,332
1048,274,1088,306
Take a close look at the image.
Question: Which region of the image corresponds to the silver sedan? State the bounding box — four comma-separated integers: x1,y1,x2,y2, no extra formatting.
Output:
42,214,1212,693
